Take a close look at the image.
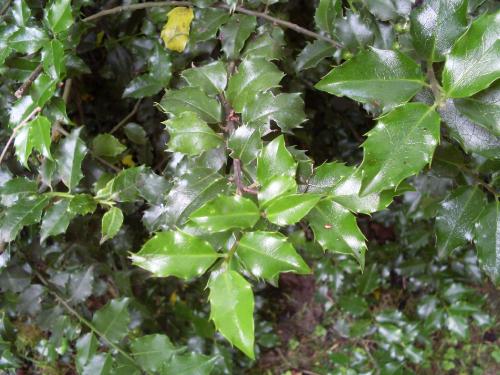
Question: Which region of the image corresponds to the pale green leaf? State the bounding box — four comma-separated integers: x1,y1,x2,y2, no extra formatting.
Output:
258,175,297,208
162,353,217,375
101,207,124,243
182,61,227,96
92,134,126,158
92,298,130,344
57,127,88,192
228,125,262,164
256,135,296,185
265,193,321,226
160,87,222,124
474,201,500,286
45,0,73,34
130,334,175,372
0,195,49,242
40,198,74,242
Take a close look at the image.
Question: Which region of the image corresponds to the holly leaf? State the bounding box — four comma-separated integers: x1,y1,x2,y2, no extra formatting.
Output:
208,270,254,359
308,199,367,269
315,48,425,113
162,353,217,375
40,198,75,242
190,8,229,43
295,40,336,72
161,7,194,53
130,334,176,372
57,127,88,192
228,125,262,164
359,103,440,196
164,111,223,156
42,39,66,80
11,0,31,26
160,87,222,124
264,194,321,226
93,134,126,157
436,186,486,258
10,26,48,54
96,166,144,203
45,0,73,33
101,207,124,244
226,57,284,112
410,0,468,62
123,74,165,98
189,195,260,232
131,230,219,279
182,61,227,96
258,175,297,208
219,14,256,59
256,135,296,185
242,28,285,61
236,231,310,285
454,82,500,136
443,12,500,98
474,201,500,286
75,333,98,372
315,0,341,35
92,298,130,344
14,115,52,166
242,92,306,134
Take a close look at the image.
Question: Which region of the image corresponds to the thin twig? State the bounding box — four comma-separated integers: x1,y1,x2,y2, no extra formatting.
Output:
0,107,42,165
426,61,442,106
110,99,142,134
33,269,146,373
233,159,244,195
82,1,342,47
14,63,43,98
0,0,12,17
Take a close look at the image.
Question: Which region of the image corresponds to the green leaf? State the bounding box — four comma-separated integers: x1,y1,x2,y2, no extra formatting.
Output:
0,195,49,242
0,177,37,206
131,230,219,279
10,26,48,54
96,167,144,203
182,61,227,96
236,231,310,285
130,334,175,372
315,48,425,113
258,175,297,208
45,0,73,34
361,0,412,21
474,201,500,286
31,73,57,108
92,298,130,344
454,82,500,136
410,0,468,62
82,354,113,375
123,74,164,98
160,87,222,124
256,135,296,185
75,333,98,373
57,127,88,192
124,123,147,145
228,125,262,164
13,124,32,167
42,39,66,80
226,57,284,112
92,134,126,158
295,40,336,72
242,92,306,134
334,12,374,52
11,0,31,26
308,199,367,269
265,193,321,226
315,0,341,35
40,198,74,242
436,186,486,258
189,195,260,232
101,207,124,243
191,8,230,43
219,14,256,59
242,28,284,61
359,103,440,196
162,353,217,375
208,270,254,359
439,99,500,159
164,111,223,156
443,12,500,98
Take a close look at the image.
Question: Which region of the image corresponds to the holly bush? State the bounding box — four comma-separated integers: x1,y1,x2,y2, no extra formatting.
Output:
0,0,499,373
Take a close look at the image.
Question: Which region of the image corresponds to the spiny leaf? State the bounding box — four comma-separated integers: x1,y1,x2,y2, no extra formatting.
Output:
92,298,130,344
57,127,88,192
264,193,321,226
181,61,227,96
474,201,500,286
256,135,296,185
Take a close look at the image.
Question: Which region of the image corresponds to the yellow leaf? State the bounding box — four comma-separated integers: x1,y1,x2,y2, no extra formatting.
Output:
161,7,194,53
121,154,136,167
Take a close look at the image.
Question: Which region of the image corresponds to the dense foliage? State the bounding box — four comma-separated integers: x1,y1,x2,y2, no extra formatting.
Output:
0,0,499,373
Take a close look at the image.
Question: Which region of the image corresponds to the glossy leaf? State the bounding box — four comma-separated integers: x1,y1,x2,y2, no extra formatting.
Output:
443,12,500,98
0,195,49,242
163,353,217,375
315,0,341,35
256,135,296,185
11,0,31,26
308,199,367,269
265,193,321,226
190,8,229,42
242,92,306,134
45,0,73,34
164,111,223,156
82,354,112,375
14,115,51,166
130,334,175,372
315,48,425,112
474,201,500,286
57,127,88,192
93,134,126,157
295,40,336,72
189,195,260,232
123,74,165,98
228,125,262,164
258,175,297,208
10,26,48,54
96,167,144,203
454,82,500,136
161,7,194,53
40,198,74,242
436,186,486,258
359,103,440,196
242,28,284,61
219,14,256,59
101,207,124,243
410,0,468,61
75,333,98,372
92,298,130,344
131,230,219,279
42,39,66,80
208,270,254,359
236,231,310,284
160,87,222,124
226,57,284,112
182,61,227,96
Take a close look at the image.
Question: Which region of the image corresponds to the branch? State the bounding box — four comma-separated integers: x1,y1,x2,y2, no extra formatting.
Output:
82,1,342,47
0,106,42,165
110,99,142,134
14,63,43,99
